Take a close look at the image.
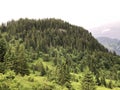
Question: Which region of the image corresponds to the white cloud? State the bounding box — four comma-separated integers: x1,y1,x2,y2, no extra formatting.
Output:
102,29,111,33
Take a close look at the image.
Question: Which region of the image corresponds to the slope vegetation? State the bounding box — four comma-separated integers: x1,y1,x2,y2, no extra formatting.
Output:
0,18,120,90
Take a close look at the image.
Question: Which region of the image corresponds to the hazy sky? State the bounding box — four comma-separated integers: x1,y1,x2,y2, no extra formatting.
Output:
0,0,120,29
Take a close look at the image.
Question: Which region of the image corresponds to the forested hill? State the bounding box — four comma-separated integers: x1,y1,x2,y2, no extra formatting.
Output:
0,18,120,90
0,18,107,52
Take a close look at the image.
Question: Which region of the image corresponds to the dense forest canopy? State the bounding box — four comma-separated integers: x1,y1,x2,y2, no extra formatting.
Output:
0,18,108,52
0,18,120,90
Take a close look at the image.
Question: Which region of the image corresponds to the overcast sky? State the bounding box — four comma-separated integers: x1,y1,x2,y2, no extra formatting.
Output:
0,0,120,29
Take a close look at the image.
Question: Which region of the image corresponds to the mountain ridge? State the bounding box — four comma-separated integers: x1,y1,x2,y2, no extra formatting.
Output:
97,37,120,55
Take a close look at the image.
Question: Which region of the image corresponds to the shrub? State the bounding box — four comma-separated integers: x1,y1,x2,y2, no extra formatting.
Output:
28,76,34,82
5,70,15,80
43,54,50,62
108,80,113,89
0,82,10,90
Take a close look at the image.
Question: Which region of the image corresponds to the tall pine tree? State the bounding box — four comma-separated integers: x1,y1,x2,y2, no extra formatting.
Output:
82,72,96,90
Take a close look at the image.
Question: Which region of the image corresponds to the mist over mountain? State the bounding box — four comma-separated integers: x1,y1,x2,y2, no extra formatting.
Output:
89,22,120,40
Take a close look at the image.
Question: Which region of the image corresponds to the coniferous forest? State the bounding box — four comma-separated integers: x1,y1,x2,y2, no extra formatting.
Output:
0,18,120,90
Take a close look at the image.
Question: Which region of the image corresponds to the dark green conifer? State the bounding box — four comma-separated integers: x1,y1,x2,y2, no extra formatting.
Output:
82,72,96,90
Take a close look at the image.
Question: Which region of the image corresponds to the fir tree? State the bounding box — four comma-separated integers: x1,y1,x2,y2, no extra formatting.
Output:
57,60,71,87
0,38,7,62
39,62,46,76
82,72,96,90
12,44,30,76
108,80,113,89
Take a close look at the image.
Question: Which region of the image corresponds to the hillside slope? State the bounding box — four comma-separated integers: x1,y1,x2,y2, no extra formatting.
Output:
0,18,107,52
0,18,120,90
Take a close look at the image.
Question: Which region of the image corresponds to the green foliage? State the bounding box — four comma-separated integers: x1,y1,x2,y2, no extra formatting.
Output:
43,54,50,61
5,70,15,80
0,82,10,90
0,18,120,89
108,80,113,89
100,77,107,87
95,76,101,86
12,44,30,76
28,76,34,82
56,59,71,89
0,63,5,73
81,72,96,90
33,61,46,76
0,18,108,53
39,62,46,76
0,38,7,62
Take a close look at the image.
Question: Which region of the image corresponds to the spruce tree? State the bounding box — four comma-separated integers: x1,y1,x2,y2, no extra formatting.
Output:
108,80,113,89
95,76,101,86
0,38,7,62
57,59,71,89
12,44,30,76
39,62,46,76
0,38,7,73
82,72,96,90
101,77,107,87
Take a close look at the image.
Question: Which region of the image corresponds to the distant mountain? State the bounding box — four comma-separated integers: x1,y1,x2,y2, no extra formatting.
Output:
89,22,120,40
97,37,120,55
